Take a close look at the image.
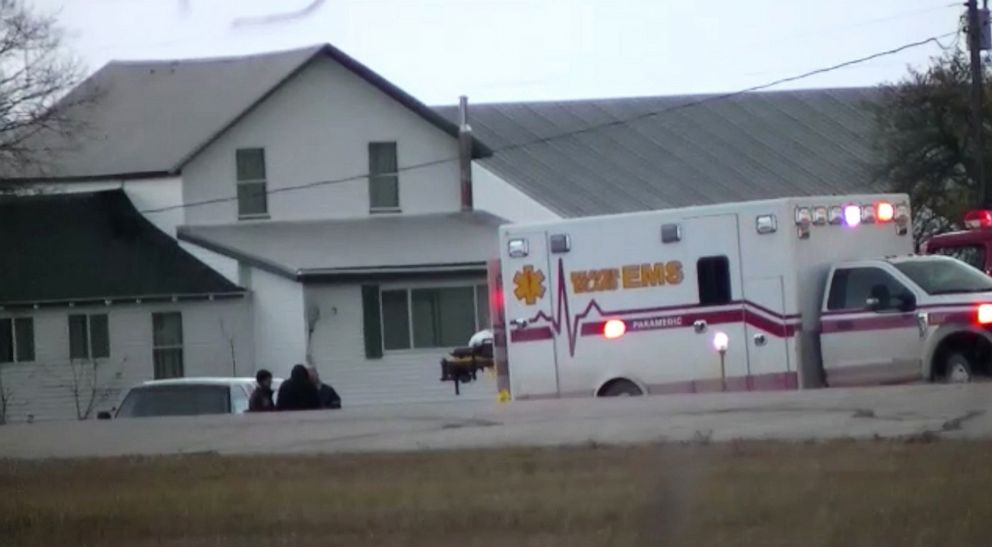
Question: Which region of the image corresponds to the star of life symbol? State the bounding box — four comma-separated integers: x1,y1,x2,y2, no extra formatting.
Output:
513,265,546,306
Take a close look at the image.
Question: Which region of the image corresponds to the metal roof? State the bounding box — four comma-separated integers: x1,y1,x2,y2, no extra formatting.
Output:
0,190,243,306
7,44,489,181
178,211,505,281
436,87,885,217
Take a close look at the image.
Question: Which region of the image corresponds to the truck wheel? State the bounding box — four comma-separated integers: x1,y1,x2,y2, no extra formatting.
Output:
942,353,974,384
600,379,643,397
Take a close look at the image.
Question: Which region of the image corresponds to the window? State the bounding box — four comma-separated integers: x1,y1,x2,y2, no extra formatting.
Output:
69,314,110,360
236,148,268,218
827,268,911,311
116,385,230,418
697,256,732,305
934,245,987,272
230,385,249,414
0,317,34,363
380,284,488,350
369,142,399,210
893,257,992,296
152,312,184,379
381,289,411,350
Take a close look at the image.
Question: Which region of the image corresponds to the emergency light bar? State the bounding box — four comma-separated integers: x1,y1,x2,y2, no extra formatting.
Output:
964,210,992,230
794,201,909,235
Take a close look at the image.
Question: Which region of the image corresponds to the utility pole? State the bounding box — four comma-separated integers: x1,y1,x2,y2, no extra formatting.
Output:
967,0,990,206
458,96,474,211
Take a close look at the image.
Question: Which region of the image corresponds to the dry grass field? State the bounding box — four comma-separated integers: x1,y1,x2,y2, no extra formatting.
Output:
3,440,992,546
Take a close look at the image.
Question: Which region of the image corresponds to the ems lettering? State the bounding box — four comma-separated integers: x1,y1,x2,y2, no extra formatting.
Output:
621,262,684,289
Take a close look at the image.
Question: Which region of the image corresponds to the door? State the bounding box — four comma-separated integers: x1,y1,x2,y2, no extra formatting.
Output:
502,231,559,398
820,266,923,386
743,276,794,389
683,215,749,390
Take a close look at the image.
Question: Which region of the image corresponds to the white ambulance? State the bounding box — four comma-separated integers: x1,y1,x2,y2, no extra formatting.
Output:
488,194,992,400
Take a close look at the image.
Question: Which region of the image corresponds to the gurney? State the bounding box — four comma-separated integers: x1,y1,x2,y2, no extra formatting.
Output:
440,330,494,395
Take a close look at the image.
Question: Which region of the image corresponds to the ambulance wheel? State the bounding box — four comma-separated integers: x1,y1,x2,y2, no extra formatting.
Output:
942,353,974,384
600,379,643,397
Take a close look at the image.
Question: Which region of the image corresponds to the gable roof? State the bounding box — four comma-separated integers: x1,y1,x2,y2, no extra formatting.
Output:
9,44,490,181
0,190,243,306
177,211,504,281
436,87,885,217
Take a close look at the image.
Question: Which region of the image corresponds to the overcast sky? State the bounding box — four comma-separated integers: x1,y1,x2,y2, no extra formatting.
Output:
36,0,964,105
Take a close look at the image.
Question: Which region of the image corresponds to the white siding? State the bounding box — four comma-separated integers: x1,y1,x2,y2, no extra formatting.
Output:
0,298,253,423
182,57,462,225
473,164,561,223
249,268,308,377
304,281,496,406
34,177,184,238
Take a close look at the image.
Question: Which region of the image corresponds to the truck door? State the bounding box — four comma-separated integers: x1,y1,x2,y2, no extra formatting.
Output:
684,214,749,389
820,266,923,386
743,276,793,388
502,231,559,398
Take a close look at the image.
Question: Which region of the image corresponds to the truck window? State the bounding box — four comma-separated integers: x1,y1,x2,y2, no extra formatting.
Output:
697,256,731,305
893,257,992,295
827,268,909,311
933,245,986,271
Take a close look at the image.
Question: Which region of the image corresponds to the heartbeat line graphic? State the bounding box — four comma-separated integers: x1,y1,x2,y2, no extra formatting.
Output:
525,257,608,357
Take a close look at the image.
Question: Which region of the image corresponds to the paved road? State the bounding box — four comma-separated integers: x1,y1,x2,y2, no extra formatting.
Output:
2,383,991,459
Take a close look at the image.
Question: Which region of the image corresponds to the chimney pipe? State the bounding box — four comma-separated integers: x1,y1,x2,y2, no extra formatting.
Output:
458,95,473,211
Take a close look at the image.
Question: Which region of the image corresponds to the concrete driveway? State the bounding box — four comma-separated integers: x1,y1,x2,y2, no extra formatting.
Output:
2,383,991,459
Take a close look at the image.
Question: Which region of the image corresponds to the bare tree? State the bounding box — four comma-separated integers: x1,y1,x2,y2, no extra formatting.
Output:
64,356,124,421
0,0,84,180
218,318,238,376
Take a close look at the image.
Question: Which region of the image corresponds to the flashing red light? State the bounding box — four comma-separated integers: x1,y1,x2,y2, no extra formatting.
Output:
978,304,992,325
964,210,992,230
876,201,894,223
603,319,627,339
979,304,992,325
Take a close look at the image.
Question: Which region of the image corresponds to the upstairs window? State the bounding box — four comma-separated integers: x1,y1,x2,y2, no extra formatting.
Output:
369,142,399,211
236,148,268,218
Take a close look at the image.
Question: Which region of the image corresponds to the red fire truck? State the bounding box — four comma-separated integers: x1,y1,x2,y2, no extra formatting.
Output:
921,211,992,275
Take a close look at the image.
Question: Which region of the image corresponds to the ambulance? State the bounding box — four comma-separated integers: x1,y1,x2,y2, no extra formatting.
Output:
488,194,992,400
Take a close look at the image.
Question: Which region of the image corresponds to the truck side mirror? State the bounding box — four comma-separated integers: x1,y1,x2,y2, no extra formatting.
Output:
865,297,881,311
97,411,112,420
897,293,916,312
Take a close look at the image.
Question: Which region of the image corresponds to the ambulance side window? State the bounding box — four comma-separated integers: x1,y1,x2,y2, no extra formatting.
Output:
697,256,731,305
827,268,908,311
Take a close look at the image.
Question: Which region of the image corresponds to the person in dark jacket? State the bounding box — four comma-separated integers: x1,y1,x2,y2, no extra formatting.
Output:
307,366,342,410
276,364,320,411
248,369,276,412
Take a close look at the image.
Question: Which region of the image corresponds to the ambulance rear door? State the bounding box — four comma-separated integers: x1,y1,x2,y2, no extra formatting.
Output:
501,231,560,399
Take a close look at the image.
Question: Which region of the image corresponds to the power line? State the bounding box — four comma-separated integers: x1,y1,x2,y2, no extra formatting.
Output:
140,32,957,215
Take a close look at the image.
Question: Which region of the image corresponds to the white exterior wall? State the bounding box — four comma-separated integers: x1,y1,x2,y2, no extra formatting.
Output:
0,298,252,423
473,164,561,223
249,267,308,378
182,57,462,225
304,281,496,406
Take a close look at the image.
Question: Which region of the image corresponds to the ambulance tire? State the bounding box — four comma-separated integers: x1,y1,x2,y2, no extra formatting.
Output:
600,379,643,397
941,353,974,384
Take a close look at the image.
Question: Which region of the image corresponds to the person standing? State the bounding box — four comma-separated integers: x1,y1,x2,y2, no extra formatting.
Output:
276,364,321,411
248,369,276,412
307,366,342,410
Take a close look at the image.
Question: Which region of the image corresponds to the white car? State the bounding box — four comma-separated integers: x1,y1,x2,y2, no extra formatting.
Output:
100,377,282,419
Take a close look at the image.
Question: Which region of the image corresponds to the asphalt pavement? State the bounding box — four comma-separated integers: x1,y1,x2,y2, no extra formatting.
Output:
2,383,991,459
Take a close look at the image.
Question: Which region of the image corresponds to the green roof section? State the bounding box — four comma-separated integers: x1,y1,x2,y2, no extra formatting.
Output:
0,190,243,306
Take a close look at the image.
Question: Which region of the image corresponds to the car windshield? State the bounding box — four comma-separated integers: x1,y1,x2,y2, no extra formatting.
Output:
116,385,231,418
893,258,992,295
